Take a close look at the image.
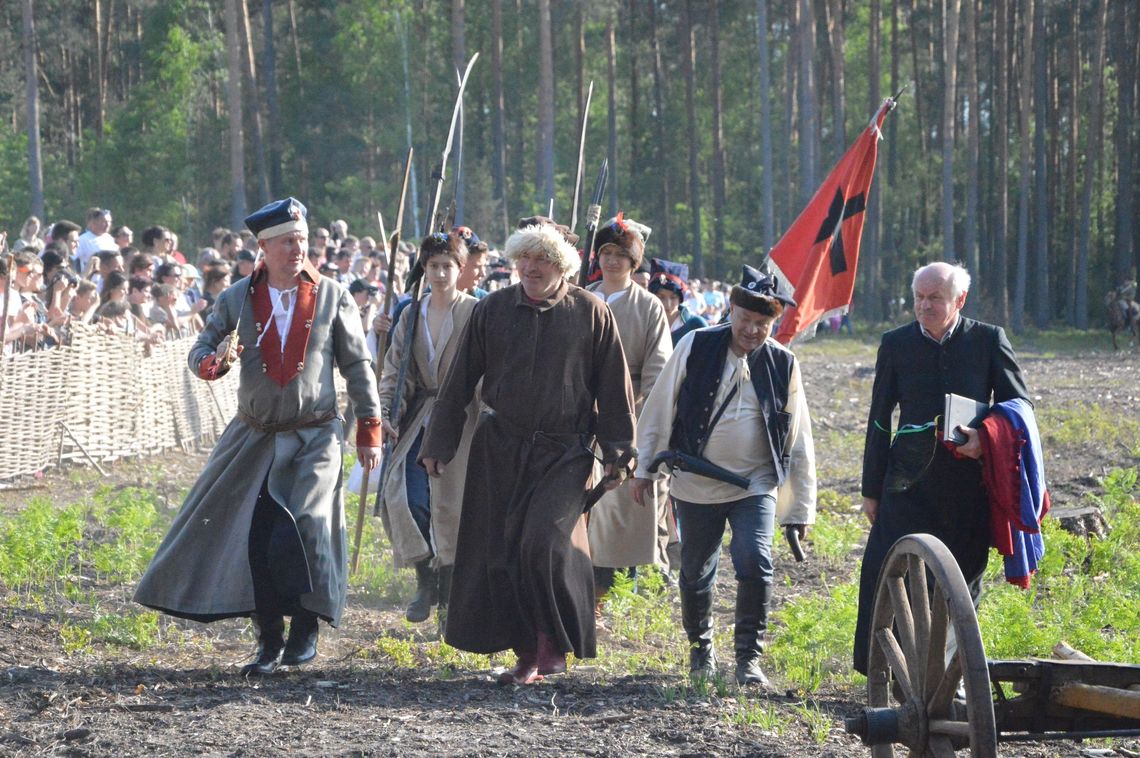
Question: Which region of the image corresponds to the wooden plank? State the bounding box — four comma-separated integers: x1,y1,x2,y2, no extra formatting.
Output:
1052,683,1140,720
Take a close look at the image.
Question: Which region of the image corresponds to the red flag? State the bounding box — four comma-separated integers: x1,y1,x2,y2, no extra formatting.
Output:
770,99,895,344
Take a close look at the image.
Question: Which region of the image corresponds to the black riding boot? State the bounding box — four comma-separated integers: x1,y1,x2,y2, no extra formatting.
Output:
405,559,438,623
436,564,453,635
734,579,772,687
280,610,319,667
680,585,716,681
241,613,285,676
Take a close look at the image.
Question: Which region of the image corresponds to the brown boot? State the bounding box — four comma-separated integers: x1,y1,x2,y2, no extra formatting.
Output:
536,632,567,676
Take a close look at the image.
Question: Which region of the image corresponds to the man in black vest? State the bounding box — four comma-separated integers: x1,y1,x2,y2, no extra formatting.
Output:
853,261,1030,675
631,266,817,686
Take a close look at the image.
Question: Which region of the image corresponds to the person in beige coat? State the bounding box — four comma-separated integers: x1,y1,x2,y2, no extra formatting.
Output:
585,215,674,608
378,232,479,625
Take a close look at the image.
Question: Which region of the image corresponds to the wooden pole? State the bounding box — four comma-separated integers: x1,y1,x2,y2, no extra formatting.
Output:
350,460,373,575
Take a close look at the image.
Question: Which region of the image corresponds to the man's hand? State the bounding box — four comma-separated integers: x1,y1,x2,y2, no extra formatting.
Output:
373,312,392,334
862,497,879,524
381,418,399,442
357,446,381,470
954,426,983,459
421,457,446,477
786,523,809,541
214,332,243,368
630,477,654,507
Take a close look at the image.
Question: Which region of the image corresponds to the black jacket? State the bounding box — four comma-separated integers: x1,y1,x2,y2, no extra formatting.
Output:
861,317,1030,500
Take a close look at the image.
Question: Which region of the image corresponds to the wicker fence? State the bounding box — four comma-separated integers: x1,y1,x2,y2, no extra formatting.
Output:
0,326,240,481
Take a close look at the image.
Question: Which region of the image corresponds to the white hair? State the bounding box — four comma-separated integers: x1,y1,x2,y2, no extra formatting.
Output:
504,224,581,277
913,262,971,298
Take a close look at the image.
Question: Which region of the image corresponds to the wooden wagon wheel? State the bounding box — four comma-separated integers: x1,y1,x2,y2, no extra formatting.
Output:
866,534,997,757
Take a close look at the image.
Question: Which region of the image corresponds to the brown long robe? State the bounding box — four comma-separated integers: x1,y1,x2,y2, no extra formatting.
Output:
420,280,635,659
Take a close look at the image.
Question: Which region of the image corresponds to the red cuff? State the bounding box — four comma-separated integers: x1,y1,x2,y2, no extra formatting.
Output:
197,355,231,380
356,417,383,447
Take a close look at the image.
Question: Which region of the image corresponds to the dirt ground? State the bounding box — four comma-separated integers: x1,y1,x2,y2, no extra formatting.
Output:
1,337,1138,757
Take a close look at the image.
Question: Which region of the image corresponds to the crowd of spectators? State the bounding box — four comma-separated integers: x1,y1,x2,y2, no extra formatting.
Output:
1,209,518,358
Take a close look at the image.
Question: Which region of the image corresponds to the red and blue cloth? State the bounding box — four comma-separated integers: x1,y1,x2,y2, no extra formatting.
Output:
977,398,1050,588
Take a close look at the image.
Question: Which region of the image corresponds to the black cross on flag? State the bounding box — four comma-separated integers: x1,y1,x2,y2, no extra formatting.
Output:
814,189,866,277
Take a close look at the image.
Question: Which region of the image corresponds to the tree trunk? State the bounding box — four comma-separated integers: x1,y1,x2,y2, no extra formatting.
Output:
224,0,247,228
491,0,509,238
941,0,961,263
710,0,726,277
627,0,639,214
606,12,619,217
993,0,1010,324
797,0,818,205
537,0,555,208
1075,0,1107,329
649,0,671,257
756,0,775,252
962,0,979,282
683,1,704,276
1110,1,1136,283
452,0,466,225
864,0,882,320
261,0,282,197
1065,0,1080,324
1031,0,1048,328
287,0,303,98
1013,0,1033,333
94,0,105,141
397,11,422,236
22,0,44,220
824,0,847,159
239,0,269,206
883,0,899,320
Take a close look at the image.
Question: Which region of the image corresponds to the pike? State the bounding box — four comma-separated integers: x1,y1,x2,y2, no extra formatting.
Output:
376,147,413,364
576,157,609,287
0,233,11,350
374,53,478,522
570,81,594,234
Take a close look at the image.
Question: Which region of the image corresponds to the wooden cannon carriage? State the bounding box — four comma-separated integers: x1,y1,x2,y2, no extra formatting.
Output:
843,534,1140,756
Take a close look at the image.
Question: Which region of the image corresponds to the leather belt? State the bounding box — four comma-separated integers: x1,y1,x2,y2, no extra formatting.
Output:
239,410,337,434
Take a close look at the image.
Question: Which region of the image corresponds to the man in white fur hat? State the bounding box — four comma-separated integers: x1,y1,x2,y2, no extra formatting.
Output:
420,220,636,685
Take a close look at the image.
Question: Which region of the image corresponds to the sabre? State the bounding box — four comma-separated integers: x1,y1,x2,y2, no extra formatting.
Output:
220,248,263,366
577,157,609,287
375,54,478,519
570,81,594,234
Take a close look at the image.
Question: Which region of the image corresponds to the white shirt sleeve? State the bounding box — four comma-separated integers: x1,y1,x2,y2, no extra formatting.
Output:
775,359,817,525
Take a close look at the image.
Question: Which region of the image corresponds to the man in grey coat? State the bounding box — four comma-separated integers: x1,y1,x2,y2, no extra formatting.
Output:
135,198,382,676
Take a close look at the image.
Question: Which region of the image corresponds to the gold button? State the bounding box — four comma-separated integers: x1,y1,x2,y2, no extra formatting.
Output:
261,364,267,373
255,322,263,332
296,362,304,371
304,319,312,329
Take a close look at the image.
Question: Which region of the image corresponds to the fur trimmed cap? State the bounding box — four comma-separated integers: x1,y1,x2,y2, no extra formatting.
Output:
593,212,650,268
517,215,579,246
505,224,581,277
730,264,796,313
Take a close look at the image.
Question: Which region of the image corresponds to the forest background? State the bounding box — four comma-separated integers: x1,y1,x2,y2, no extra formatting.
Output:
1,0,1137,331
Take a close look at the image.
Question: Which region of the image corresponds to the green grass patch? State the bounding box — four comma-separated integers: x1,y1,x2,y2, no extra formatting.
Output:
768,577,862,691
1037,403,1140,456
810,490,865,564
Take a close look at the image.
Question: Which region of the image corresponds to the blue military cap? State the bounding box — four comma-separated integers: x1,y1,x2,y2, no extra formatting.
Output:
244,197,309,241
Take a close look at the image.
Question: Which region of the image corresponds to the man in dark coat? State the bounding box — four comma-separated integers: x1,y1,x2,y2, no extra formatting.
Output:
135,198,382,676
419,221,636,686
853,261,1030,675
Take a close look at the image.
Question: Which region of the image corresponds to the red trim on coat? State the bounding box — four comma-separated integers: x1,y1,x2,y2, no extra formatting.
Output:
248,260,321,387
355,417,383,448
